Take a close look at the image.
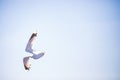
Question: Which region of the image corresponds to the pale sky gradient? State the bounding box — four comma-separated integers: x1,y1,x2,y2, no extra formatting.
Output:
0,0,120,80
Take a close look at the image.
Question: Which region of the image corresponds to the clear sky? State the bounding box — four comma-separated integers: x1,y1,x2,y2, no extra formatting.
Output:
0,0,120,80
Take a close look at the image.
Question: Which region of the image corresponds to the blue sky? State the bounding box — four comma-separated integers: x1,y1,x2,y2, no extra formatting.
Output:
0,0,120,80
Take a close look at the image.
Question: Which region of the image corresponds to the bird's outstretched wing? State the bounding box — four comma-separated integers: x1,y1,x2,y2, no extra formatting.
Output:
23,56,31,70
25,33,37,54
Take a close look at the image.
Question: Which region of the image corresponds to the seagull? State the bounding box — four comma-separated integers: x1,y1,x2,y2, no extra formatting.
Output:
23,32,45,70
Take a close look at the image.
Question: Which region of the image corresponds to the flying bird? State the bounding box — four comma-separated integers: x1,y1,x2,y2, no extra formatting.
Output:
23,32,45,70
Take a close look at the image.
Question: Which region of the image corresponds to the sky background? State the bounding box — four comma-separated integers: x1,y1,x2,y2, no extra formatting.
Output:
0,0,120,80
